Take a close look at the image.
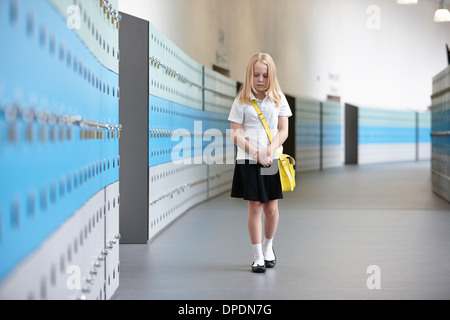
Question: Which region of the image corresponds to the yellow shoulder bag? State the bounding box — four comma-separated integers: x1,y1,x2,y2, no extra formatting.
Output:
251,100,296,192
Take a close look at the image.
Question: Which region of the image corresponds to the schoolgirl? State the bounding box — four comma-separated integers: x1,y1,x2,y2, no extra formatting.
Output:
228,53,292,273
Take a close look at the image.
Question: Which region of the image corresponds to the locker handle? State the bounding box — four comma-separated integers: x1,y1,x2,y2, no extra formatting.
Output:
430,131,450,137
82,287,91,294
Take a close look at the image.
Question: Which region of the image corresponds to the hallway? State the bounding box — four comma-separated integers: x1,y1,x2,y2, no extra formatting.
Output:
113,161,450,300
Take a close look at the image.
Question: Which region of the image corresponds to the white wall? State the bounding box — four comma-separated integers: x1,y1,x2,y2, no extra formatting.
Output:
119,0,450,111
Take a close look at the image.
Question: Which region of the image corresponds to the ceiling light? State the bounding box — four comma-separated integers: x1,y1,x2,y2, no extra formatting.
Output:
434,0,450,22
397,0,418,4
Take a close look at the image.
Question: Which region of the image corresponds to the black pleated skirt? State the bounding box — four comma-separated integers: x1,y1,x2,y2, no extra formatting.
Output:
231,160,283,203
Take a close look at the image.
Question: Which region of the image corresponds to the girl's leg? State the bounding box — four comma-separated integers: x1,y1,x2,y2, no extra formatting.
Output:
263,200,279,240
248,200,264,244
262,200,279,262
248,201,265,267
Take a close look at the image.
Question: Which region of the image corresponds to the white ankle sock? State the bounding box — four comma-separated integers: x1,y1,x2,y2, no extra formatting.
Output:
263,237,275,260
252,243,264,266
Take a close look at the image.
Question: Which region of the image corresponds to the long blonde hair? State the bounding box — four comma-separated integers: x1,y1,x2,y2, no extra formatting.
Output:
237,53,283,107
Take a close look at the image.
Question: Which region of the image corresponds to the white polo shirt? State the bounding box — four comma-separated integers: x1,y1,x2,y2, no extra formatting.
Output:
228,94,292,160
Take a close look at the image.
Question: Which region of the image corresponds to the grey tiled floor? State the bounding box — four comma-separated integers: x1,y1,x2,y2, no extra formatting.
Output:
112,161,450,300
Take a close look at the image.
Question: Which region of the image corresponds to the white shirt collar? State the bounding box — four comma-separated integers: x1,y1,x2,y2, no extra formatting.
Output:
250,94,267,102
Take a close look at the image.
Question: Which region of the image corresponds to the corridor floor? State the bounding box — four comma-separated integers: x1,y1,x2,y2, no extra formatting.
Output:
112,161,450,300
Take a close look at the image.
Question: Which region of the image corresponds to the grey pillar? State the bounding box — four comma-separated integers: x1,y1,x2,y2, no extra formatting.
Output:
345,104,358,165
119,13,149,243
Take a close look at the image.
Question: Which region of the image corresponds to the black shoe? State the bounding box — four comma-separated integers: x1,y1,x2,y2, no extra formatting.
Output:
251,262,266,273
264,248,276,268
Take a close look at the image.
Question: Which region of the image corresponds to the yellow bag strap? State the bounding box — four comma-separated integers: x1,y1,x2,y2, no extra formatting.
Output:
251,100,272,142
251,99,282,158
251,99,295,190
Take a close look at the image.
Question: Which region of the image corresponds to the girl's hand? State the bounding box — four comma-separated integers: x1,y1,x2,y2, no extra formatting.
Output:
259,155,273,167
257,149,273,167
250,149,259,163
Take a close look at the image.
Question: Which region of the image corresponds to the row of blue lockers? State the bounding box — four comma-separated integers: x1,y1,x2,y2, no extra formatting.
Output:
147,93,432,171
431,65,450,202
296,102,431,148
0,0,119,283
431,102,450,156
295,99,342,148
148,94,231,167
295,97,431,170
358,108,431,144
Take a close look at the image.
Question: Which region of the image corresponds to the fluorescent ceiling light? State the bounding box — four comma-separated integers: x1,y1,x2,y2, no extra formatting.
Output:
397,0,418,4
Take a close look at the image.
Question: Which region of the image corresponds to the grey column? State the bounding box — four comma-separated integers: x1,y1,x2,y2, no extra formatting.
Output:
119,13,149,243
345,104,358,165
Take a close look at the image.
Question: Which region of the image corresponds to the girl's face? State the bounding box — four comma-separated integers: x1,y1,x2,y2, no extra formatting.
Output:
253,61,268,95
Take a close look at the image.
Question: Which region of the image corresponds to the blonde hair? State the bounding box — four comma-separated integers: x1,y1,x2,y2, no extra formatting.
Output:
237,53,283,107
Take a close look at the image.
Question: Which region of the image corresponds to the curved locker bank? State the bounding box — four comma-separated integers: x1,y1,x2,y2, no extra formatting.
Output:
295,98,343,172
431,66,450,203
0,0,120,299
119,13,236,245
